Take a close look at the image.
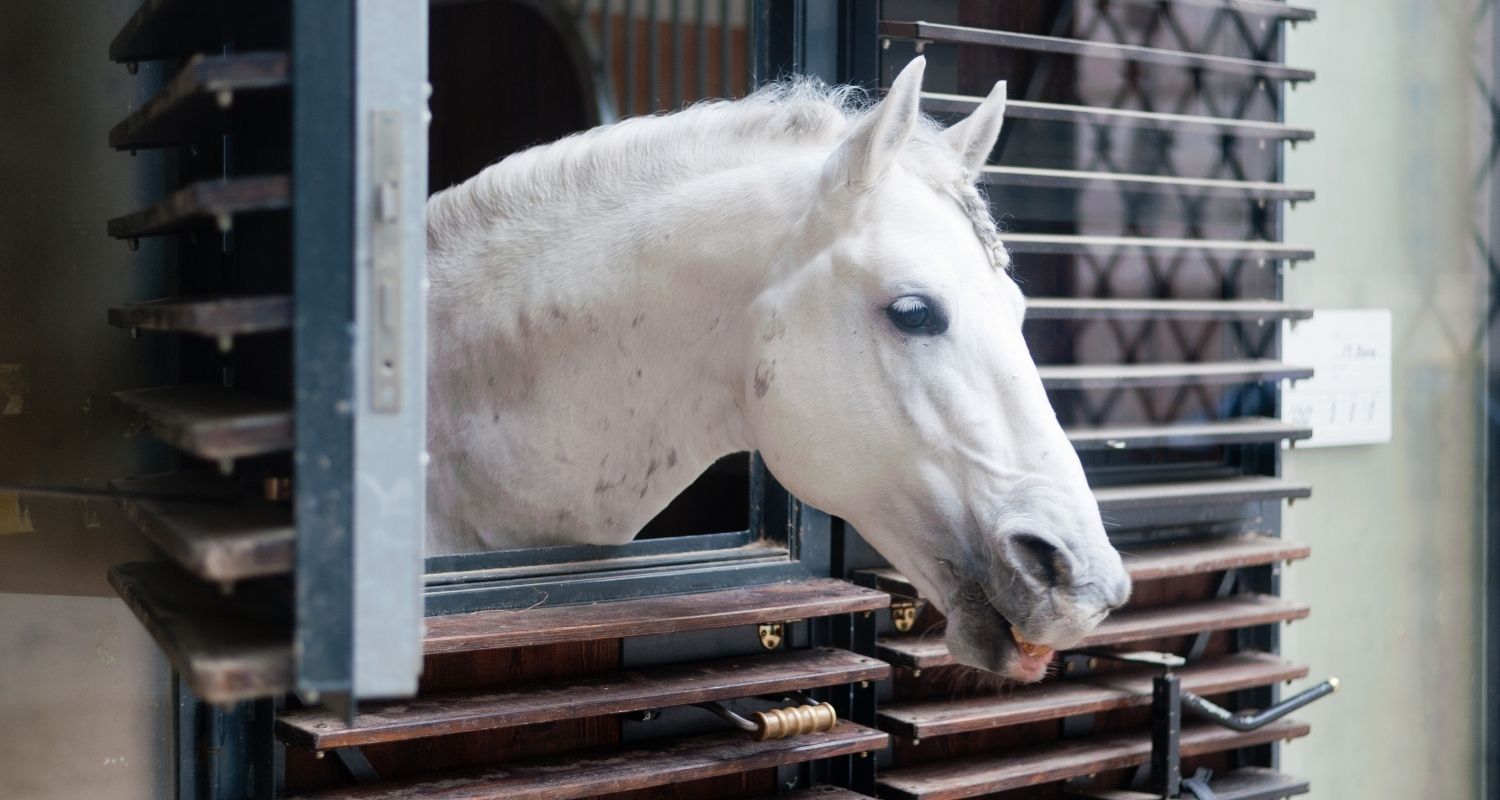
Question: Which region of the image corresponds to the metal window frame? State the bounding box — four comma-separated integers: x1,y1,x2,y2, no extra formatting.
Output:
412,0,877,617
293,0,429,706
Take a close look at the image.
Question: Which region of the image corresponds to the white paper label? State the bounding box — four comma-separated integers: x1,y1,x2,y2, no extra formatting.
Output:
1280,309,1392,448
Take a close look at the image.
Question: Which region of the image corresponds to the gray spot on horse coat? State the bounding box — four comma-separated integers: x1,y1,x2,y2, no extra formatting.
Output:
754,360,776,399
632,313,645,328
763,315,787,342
550,306,569,323
667,448,678,468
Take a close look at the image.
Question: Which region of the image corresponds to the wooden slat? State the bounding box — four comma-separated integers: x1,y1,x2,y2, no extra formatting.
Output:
424,578,890,655
921,93,1314,141
858,533,1309,600
277,647,890,750
112,472,293,582
1071,766,1309,800
880,21,1314,82
1038,359,1312,389
108,296,292,339
110,0,216,62
110,52,289,149
1066,418,1312,449
876,720,1308,800
1027,298,1313,321
982,166,1313,202
286,721,887,800
109,560,292,704
875,594,1309,669
111,385,293,461
107,175,289,239
1117,534,1310,581
877,651,1305,739
1093,477,1312,513
1003,234,1313,261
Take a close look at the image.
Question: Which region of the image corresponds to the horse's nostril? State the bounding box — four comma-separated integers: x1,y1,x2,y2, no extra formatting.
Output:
1010,534,1064,588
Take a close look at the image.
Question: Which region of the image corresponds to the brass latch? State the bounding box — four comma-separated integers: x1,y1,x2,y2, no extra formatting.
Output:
890,599,921,633
751,701,838,740
697,699,839,740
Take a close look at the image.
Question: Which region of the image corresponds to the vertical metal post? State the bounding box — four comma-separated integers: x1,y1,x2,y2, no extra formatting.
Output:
1484,4,1500,795
293,0,357,709
1151,673,1182,799
624,0,636,113
350,0,428,701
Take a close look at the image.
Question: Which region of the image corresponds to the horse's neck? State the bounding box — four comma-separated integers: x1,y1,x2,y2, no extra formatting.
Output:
427,159,817,553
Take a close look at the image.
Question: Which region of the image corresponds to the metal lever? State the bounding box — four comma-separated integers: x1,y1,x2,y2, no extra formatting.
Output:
1182,677,1339,732
1081,651,1339,799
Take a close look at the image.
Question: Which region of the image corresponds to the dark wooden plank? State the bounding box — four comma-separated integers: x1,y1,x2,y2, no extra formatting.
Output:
110,52,289,149
108,560,292,704
110,0,213,62
112,472,293,583
1038,360,1312,390
277,647,890,750
1069,767,1308,800
108,296,292,340
1003,234,1313,262
876,594,1309,669
874,719,1309,800
1066,418,1312,450
1093,477,1312,513
107,175,289,239
981,167,1313,202
877,651,1306,739
880,21,1314,82
858,534,1309,598
921,93,1314,141
112,385,293,461
1117,535,1310,582
423,579,890,655
284,721,887,800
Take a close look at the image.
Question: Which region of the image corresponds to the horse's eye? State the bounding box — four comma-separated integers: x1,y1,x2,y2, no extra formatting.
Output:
886,295,947,335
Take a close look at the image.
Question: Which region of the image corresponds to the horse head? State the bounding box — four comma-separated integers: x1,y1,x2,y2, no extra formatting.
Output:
741,58,1131,681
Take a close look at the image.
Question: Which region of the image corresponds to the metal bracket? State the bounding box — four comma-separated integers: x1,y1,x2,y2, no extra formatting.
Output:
758,622,785,650
369,109,403,413
332,746,379,782
890,599,921,633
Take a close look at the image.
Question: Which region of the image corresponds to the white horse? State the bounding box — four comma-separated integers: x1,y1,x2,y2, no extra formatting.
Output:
425,58,1130,681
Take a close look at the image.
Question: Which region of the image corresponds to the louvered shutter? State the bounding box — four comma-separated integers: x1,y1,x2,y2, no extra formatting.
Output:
861,2,1320,798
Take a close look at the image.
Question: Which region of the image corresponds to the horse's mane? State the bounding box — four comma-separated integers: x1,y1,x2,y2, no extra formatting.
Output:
427,78,1006,269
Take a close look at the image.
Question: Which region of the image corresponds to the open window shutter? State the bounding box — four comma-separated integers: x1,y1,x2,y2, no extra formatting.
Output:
104,0,428,724
863,2,1319,798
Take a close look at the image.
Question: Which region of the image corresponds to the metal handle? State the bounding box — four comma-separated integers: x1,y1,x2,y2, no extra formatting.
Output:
1182,677,1339,732
696,700,839,740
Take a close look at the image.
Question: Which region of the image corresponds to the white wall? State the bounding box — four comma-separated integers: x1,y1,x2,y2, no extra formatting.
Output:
1282,2,1490,796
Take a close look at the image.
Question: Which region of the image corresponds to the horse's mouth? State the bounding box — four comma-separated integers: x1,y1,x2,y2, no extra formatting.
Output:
1008,625,1055,680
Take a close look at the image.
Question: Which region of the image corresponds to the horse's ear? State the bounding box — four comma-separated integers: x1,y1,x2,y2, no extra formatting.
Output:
831,56,926,190
942,80,1007,178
